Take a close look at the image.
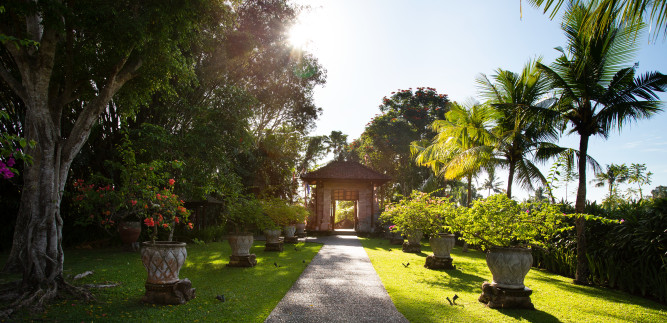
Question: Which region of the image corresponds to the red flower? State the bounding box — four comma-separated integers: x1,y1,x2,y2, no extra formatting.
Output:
168,179,175,186
162,223,169,228
187,222,193,229
174,217,180,224
144,218,155,227
131,200,137,206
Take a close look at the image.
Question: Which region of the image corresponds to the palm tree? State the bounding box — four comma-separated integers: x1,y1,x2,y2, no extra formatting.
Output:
527,0,667,40
479,168,505,197
627,163,652,199
539,3,667,284
412,101,496,206
593,163,629,206
477,59,561,198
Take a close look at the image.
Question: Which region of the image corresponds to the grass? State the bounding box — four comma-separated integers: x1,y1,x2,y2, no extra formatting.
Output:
0,241,321,322
361,237,667,323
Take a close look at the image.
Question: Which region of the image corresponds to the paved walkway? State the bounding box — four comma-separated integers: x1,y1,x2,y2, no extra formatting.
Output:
265,235,408,323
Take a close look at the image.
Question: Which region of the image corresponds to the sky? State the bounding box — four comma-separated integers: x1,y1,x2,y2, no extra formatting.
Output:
290,0,667,203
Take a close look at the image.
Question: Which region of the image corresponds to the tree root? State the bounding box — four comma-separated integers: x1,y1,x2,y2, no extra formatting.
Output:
0,276,95,320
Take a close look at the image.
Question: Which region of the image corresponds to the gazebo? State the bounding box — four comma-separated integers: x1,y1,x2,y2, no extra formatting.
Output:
300,160,391,233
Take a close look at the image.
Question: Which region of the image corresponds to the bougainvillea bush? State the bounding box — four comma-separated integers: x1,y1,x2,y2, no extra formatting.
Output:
72,138,191,241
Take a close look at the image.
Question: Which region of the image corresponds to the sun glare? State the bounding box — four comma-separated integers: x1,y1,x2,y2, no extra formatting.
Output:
288,23,311,48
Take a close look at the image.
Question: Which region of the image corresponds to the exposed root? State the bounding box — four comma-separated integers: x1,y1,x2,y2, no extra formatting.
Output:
0,276,95,320
82,282,120,289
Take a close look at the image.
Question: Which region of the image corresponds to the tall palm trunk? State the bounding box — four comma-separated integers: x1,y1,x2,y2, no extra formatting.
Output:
574,134,590,285
506,161,516,198
466,174,472,207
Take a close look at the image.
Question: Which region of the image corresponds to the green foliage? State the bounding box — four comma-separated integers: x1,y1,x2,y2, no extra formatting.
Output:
226,196,264,233
361,237,667,322
260,198,302,229
535,198,667,302
70,138,192,242
380,191,460,236
458,194,567,251
334,201,355,225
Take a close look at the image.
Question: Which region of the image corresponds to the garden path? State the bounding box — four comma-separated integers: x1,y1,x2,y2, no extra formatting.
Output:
265,235,408,323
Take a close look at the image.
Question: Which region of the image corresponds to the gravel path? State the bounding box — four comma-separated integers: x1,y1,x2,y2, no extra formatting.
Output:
265,235,408,323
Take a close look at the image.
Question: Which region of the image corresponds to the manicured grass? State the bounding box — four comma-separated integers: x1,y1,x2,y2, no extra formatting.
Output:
0,241,321,322
361,237,667,323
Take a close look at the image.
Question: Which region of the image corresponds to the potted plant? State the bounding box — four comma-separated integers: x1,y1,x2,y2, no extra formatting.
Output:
422,196,460,270
284,204,308,243
458,194,564,309
380,191,432,253
261,198,291,251
294,204,309,237
225,196,263,267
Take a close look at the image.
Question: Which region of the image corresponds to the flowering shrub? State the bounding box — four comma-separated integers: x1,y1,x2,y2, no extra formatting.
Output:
458,194,567,251
72,138,192,241
380,190,459,236
0,110,34,179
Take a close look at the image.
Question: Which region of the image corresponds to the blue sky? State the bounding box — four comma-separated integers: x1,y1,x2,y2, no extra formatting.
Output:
291,0,667,202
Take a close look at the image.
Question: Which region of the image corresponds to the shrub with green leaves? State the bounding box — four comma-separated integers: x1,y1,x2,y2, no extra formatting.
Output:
458,194,567,251
381,190,459,236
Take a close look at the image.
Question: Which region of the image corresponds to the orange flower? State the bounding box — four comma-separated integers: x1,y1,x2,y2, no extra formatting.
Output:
162,223,169,228
144,218,155,227
187,222,193,229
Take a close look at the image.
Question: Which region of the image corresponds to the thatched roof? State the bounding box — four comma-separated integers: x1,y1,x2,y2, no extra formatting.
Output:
300,160,391,185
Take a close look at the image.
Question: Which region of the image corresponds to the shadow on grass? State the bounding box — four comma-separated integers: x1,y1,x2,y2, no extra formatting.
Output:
419,268,487,293
497,308,562,323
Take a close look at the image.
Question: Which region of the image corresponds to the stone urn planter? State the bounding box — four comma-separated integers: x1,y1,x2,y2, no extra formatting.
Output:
479,247,534,309
295,222,306,238
141,241,195,305
264,228,283,251
402,229,423,253
118,221,141,251
283,225,298,244
227,233,256,267
425,233,455,269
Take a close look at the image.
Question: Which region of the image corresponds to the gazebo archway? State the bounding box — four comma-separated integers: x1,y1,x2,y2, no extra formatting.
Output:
300,161,391,233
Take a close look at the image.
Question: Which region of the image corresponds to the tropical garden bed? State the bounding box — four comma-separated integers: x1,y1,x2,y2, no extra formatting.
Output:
0,241,321,322
361,237,667,323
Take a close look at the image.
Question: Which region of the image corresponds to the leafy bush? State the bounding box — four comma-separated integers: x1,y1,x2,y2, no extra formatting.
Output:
226,196,264,233
458,194,567,251
534,198,667,302
380,190,460,236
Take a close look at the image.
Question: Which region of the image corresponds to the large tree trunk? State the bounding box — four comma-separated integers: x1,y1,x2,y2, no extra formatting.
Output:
574,134,590,285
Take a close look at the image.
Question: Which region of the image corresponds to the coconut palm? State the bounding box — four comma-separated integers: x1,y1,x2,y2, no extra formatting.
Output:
627,163,652,199
539,2,667,284
593,163,629,203
527,0,667,40
479,168,504,197
477,59,562,198
412,101,496,206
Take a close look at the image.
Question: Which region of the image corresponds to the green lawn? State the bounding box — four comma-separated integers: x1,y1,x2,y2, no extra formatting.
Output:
361,237,667,323
0,241,321,322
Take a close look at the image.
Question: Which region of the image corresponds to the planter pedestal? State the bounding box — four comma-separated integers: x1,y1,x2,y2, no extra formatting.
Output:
424,255,455,270
143,279,196,305
284,236,299,244
402,241,421,253
265,242,284,252
227,254,257,267
479,282,534,309
389,238,404,245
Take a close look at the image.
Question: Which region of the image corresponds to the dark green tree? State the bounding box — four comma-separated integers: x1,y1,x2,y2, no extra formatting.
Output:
0,0,234,313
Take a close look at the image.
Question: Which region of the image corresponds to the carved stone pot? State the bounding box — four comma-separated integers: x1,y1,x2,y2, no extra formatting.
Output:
430,233,455,259
264,229,283,251
228,234,253,256
425,233,456,270
283,225,296,238
295,223,306,237
227,234,256,267
485,247,533,289
402,229,423,253
264,229,282,244
141,241,195,304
